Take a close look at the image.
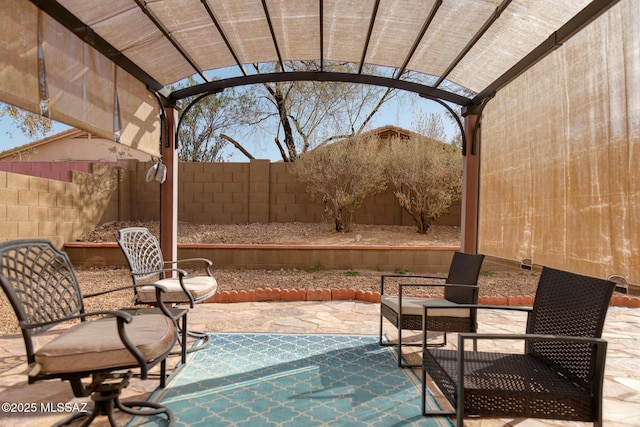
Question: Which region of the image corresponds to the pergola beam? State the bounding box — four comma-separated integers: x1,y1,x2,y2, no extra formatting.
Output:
358,0,380,74
396,0,442,78
434,0,513,89
133,0,209,83
261,0,285,72
200,0,248,76
169,71,472,106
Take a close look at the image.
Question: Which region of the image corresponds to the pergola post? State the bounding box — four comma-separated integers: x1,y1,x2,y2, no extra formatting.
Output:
460,106,481,254
160,104,179,268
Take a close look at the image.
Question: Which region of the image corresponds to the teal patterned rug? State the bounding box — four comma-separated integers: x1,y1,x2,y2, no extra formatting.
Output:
131,333,452,426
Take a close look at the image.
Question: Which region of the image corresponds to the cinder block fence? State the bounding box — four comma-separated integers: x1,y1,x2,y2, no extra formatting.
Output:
0,159,460,248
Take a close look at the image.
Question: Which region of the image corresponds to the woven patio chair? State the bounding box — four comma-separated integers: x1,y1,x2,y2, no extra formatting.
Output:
0,239,182,426
421,266,615,426
118,227,218,352
379,251,485,367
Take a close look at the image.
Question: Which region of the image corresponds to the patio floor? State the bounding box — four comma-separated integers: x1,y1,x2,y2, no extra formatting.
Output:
0,301,638,426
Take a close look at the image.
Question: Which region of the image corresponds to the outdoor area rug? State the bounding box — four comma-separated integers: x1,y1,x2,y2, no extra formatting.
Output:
130,333,453,426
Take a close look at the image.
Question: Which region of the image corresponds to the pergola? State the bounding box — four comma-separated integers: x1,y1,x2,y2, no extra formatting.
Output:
1,0,638,283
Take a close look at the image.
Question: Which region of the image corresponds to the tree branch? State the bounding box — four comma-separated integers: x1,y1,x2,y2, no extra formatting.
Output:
219,133,255,160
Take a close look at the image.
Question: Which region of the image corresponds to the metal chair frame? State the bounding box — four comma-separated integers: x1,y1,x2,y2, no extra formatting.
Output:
0,239,183,426
379,251,485,367
421,267,615,427
117,227,218,353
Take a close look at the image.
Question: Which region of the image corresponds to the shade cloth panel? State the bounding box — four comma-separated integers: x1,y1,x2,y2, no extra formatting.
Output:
43,13,114,140
0,0,160,157
479,0,640,284
0,0,40,115
54,0,599,93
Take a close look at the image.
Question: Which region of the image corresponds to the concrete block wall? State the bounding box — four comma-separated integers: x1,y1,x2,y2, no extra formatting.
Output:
0,161,123,182
2,159,459,247
128,159,460,227
178,162,250,224
0,165,124,248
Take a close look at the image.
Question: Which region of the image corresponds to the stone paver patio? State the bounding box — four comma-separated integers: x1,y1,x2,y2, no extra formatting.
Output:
0,302,638,426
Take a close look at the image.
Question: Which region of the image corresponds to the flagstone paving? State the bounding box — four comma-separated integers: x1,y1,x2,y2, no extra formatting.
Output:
0,302,638,426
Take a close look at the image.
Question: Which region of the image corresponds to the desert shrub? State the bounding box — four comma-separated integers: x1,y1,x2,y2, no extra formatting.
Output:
291,135,386,232
382,135,462,233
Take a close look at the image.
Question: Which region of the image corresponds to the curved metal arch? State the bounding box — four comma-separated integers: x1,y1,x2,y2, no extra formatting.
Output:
168,71,473,107
175,92,215,150
420,95,467,155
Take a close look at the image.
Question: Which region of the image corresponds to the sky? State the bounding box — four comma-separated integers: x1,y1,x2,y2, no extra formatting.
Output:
0,89,458,162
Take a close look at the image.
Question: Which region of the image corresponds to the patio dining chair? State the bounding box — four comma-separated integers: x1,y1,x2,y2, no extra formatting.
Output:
0,239,181,426
117,227,218,351
379,251,485,367
421,266,615,426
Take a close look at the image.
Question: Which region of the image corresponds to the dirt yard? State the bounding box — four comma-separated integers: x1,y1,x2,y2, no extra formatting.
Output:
0,221,542,335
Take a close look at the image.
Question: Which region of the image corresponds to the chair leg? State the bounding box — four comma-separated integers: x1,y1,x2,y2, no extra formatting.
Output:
425,332,447,348
172,312,210,355
397,326,423,368
421,367,455,418
53,372,174,427
380,311,422,368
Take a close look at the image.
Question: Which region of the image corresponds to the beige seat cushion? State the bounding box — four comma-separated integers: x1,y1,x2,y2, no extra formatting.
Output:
35,313,175,375
381,296,470,317
137,276,218,304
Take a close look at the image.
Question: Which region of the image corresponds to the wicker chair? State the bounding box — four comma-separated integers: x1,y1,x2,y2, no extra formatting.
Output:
0,239,181,426
118,227,218,352
421,267,615,426
379,251,485,367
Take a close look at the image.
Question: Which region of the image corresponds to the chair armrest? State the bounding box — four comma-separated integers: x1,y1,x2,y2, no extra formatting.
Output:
131,267,189,279
165,258,214,277
382,274,446,280
84,282,169,298
167,257,213,267
458,332,608,345
85,284,181,320
398,283,479,304
381,274,446,294
420,304,533,352
18,310,134,330
423,304,532,314
400,283,479,290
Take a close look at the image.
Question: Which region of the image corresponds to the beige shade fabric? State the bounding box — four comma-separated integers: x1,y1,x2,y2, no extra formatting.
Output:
42,13,115,141
48,0,604,90
1,0,637,283
0,1,41,114
115,68,162,157
0,0,161,157
479,0,640,283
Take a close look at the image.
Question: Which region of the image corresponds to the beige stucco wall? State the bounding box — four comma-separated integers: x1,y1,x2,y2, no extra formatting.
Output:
1,135,150,162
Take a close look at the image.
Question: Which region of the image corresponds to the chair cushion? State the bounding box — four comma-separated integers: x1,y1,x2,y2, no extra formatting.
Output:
137,276,218,304
35,313,175,375
381,296,470,317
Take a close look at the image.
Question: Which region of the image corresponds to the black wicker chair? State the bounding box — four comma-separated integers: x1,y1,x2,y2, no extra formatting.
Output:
380,251,485,367
421,266,615,426
118,227,218,352
0,239,181,426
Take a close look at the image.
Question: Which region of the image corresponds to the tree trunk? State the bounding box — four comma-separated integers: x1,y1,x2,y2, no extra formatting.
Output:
273,83,297,161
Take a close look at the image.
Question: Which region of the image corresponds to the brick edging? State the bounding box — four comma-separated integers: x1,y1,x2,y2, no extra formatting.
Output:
204,289,640,308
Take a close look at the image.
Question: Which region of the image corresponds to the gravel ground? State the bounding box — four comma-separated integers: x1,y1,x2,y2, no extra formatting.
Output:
0,222,541,336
